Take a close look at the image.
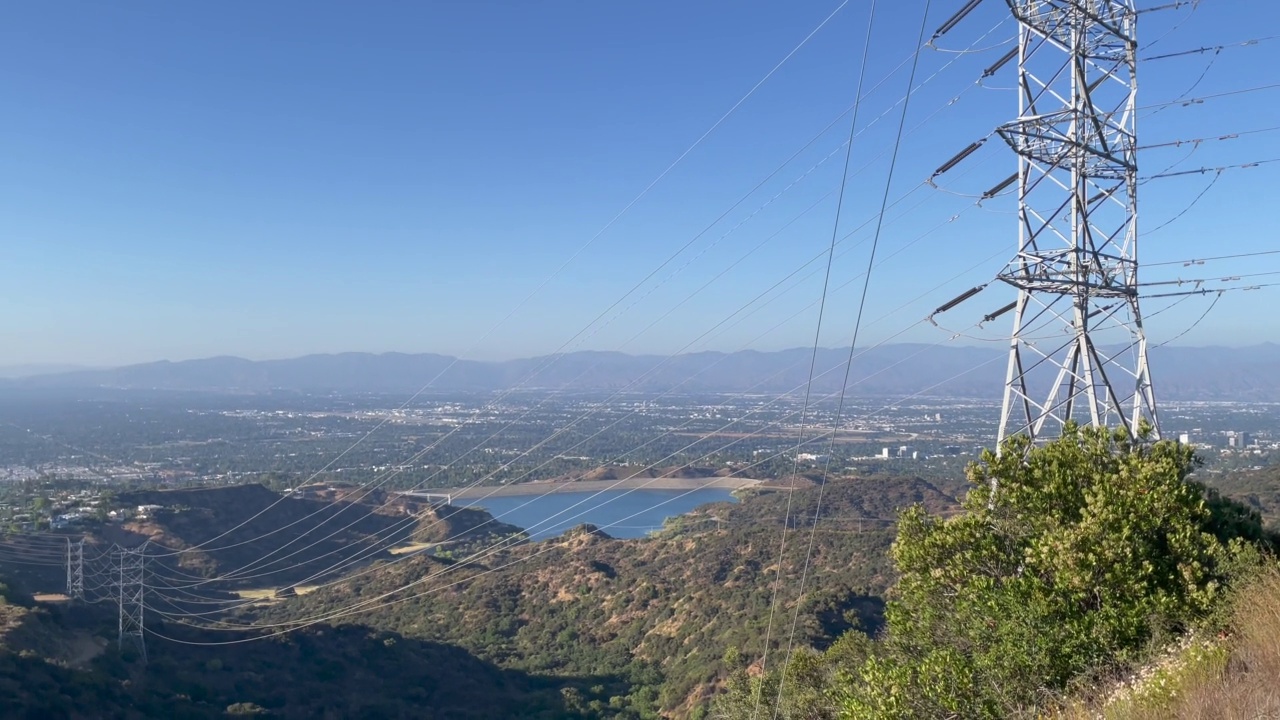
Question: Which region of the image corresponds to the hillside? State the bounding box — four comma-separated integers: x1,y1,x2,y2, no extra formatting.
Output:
1202,464,1280,531
0,578,617,719
93,485,524,590
1063,565,1280,719
253,476,961,717
9,344,1280,401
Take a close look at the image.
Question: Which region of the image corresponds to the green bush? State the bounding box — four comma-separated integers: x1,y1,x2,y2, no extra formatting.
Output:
839,425,1265,719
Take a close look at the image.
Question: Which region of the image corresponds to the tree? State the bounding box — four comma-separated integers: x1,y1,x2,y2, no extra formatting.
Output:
839,425,1264,719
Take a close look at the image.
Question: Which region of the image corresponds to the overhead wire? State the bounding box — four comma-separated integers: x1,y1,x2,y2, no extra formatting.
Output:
144,10,1012,571
146,124,1008,599
1138,0,1201,51
99,0,1228,650
145,18,1015,587
754,0,887,707
144,151,998,595
1138,83,1280,113
1151,292,1225,348
1142,157,1280,180
148,193,1010,609
1138,270,1280,287
1136,124,1280,151
139,0,857,559
144,165,1015,614
143,345,1009,644
1143,169,1223,236
1147,249,1280,267
145,2,1013,638
1143,34,1280,62
145,329,997,631
774,0,936,710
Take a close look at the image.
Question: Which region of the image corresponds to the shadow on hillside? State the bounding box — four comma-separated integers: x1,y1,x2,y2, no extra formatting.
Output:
3,605,620,719
140,621,624,719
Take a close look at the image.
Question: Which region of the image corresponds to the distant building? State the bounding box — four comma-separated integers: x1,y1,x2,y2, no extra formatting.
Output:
50,513,81,530
879,448,890,459
1178,432,1191,445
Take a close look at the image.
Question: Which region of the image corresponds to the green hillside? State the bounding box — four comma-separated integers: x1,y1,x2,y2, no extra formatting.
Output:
251,476,959,717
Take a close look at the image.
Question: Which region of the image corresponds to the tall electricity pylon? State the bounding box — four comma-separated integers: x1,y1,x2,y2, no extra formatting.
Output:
118,544,147,662
996,0,1158,446
66,538,84,601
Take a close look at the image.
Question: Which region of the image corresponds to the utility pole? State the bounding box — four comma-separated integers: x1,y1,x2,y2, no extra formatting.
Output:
995,0,1158,446
117,544,147,662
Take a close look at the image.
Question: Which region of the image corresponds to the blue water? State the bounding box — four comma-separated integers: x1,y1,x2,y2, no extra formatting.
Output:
457,488,737,540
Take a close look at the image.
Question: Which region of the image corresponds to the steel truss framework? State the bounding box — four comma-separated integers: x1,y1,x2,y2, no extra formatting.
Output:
118,544,147,662
997,0,1159,446
67,539,84,601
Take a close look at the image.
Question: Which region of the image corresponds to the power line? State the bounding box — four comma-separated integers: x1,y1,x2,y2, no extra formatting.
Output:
1138,270,1280,287
1137,125,1280,151
1138,82,1280,112
143,221,1017,625
154,148,1006,599
1143,34,1280,62
774,0,935,712
1143,169,1223,236
142,347,1009,643
149,232,1003,616
144,10,1010,574
1147,249,1280,267
140,1,855,560
755,0,887,708
1142,157,1280,180
147,31,1014,588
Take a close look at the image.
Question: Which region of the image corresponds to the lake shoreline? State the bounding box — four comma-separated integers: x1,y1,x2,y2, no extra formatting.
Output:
433,476,762,500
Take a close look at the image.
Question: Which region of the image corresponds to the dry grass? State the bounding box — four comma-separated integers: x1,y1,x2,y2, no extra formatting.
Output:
233,587,280,600
233,585,319,601
1058,565,1280,720
388,542,436,556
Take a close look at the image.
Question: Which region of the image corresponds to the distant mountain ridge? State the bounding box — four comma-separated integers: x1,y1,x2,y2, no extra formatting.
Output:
6,344,1280,401
0,363,94,378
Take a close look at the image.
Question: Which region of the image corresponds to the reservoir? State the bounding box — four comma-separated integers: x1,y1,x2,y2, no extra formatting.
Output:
457,488,738,540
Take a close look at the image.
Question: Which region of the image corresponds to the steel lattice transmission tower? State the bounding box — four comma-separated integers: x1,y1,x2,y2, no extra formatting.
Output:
66,538,84,601
118,544,147,662
995,0,1159,446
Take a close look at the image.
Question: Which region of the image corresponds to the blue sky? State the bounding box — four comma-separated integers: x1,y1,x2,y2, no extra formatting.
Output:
2,1,1278,366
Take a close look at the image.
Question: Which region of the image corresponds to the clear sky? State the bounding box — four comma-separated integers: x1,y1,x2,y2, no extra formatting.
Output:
2,1,1278,367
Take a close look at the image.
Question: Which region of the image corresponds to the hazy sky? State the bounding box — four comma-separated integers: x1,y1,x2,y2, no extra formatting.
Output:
2,1,1278,367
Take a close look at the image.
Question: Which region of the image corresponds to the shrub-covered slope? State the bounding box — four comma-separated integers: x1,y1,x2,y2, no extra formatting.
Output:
257,476,959,717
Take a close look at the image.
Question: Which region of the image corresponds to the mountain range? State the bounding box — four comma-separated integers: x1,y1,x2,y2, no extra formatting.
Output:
4,344,1278,401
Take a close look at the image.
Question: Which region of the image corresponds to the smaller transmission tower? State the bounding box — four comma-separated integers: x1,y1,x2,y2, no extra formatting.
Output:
117,544,147,662
66,539,84,601
996,0,1159,446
